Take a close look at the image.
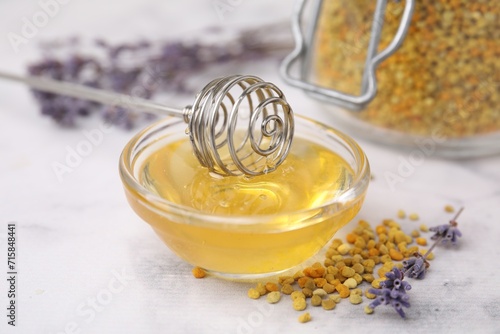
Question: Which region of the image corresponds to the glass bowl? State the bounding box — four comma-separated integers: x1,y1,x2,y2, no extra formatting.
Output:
119,114,370,279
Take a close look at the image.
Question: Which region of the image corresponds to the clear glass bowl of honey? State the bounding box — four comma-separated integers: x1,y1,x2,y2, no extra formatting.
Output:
119,114,370,279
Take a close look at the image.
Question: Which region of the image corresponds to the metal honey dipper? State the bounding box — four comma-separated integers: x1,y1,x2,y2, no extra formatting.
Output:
0,71,294,176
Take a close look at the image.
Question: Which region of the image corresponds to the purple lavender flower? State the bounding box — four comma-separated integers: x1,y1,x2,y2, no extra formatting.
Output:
430,207,463,245
402,253,429,279
369,268,412,318
379,267,412,292
429,222,462,245
101,106,136,130
27,56,102,127
28,23,292,129
369,287,410,318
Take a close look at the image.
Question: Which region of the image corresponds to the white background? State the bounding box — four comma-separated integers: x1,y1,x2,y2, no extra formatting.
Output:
1,0,499,333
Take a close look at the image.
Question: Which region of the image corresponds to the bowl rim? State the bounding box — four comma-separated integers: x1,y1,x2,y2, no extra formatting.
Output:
119,114,370,226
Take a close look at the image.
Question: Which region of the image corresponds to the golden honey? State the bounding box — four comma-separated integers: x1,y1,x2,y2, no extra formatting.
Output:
123,135,366,276
142,137,353,215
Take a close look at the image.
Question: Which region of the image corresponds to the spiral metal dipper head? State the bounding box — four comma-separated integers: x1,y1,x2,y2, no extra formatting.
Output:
184,75,294,176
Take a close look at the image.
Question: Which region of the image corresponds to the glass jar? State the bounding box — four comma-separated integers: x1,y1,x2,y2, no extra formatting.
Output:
281,0,500,157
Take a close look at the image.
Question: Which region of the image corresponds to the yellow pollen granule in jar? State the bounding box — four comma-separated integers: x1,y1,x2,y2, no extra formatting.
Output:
314,1,500,139
136,135,363,275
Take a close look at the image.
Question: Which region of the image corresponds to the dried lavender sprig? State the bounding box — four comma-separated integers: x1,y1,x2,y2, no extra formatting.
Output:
369,288,410,318
402,253,429,279
379,267,411,292
368,268,411,318
403,207,464,279
28,56,102,126
28,22,293,129
429,207,463,246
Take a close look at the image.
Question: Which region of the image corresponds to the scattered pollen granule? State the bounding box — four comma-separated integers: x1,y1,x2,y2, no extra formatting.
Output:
281,284,295,295
293,297,307,311
291,291,306,300
266,291,281,304
298,312,311,323
349,294,362,305
265,282,279,292
389,248,404,261
409,213,420,221
192,267,206,278
444,205,455,213
322,299,336,310
311,294,322,306
248,288,260,299
416,237,428,246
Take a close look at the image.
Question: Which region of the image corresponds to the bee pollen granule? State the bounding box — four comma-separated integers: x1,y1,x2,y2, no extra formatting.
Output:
247,288,260,299
293,297,307,311
416,237,428,246
298,312,311,323
191,267,206,278
311,294,322,306
444,205,455,213
266,291,281,304
349,294,363,305
291,291,305,300
322,299,336,310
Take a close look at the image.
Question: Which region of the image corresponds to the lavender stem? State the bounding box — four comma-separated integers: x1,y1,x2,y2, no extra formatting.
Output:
422,235,442,259
451,207,464,223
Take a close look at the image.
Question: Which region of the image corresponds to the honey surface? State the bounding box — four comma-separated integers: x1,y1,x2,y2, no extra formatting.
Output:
140,136,354,215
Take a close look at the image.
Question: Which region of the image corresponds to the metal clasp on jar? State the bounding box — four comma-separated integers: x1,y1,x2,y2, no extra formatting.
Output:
280,0,416,111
